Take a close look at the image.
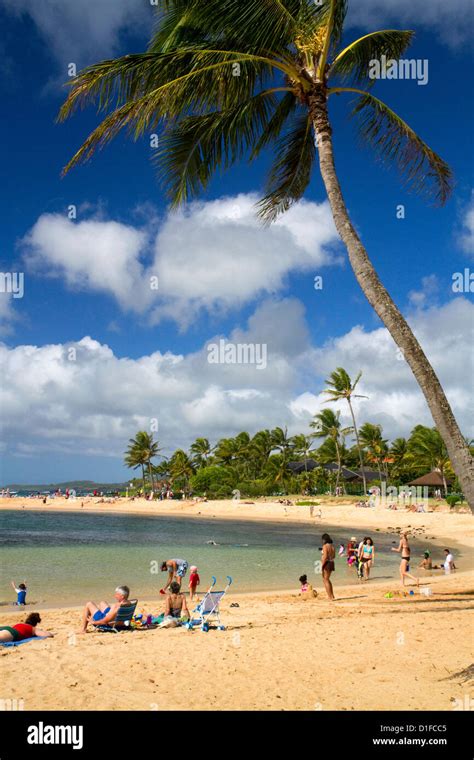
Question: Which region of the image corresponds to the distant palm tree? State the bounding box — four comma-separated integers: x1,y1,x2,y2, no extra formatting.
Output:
249,429,273,477
125,431,160,493
408,425,451,495
189,437,214,468
214,437,237,466
389,437,408,481
310,408,351,492
168,449,195,493
58,0,473,505
265,454,292,493
270,427,292,459
323,368,367,493
359,422,388,483
290,433,312,461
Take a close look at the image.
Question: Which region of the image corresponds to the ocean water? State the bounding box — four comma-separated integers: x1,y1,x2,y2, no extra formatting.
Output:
0,510,460,608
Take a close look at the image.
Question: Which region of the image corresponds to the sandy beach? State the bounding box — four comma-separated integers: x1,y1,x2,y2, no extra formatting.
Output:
1,497,473,711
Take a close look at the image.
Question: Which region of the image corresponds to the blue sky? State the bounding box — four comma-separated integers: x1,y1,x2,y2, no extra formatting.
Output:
0,0,473,484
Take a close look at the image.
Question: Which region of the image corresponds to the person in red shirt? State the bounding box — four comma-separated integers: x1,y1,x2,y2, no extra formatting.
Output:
188,566,200,601
0,612,54,643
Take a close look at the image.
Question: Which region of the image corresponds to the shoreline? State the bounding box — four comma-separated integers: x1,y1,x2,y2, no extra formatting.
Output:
0,565,470,615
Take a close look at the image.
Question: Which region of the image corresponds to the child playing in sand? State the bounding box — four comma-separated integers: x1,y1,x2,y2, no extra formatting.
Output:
11,580,27,606
189,565,200,601
299,574,317,599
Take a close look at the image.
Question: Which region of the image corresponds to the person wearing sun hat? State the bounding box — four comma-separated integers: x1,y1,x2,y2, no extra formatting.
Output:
188,565,200,601
347,536,358,563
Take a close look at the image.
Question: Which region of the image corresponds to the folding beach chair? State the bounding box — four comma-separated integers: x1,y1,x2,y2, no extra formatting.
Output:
95,599,138,633
186,576,232,632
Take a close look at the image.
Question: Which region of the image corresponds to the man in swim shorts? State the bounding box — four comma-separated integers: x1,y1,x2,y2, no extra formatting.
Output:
160,558,189,590
78,585,131,634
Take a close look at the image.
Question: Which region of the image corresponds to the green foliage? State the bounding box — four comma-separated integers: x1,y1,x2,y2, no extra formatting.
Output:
121,393,460,500
190,465,238,497
446,494,462,508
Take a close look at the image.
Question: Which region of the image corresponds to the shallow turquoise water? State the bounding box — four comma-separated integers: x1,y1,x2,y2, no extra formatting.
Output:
0,510,459,608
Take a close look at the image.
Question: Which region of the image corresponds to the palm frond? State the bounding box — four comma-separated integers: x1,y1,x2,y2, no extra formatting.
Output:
250,91,297,158
59,51,289,175
257,111,315,222
58,47,292,126
151,0,299,55
156,90,282,205
330,30,415,85
343,89,453,205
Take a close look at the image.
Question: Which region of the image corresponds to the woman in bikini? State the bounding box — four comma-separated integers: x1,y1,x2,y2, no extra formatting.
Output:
392,531,419,586
159,582,190,628
359,537,375,580
321,533,336,600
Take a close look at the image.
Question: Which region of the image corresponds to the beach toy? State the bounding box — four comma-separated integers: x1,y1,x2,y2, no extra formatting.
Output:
159,588,166,595
384,592,394,599
409,590,415,596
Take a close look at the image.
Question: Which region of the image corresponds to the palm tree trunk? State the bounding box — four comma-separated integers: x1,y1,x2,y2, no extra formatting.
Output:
335,438,341,492
347,398,367,495
310,91,474,509
441,469,448,497
141,464,146,495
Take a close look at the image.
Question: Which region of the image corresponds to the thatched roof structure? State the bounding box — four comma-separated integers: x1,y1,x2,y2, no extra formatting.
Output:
408,469,451,487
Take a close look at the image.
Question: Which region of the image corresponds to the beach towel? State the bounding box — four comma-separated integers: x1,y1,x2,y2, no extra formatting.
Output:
0,636,47,647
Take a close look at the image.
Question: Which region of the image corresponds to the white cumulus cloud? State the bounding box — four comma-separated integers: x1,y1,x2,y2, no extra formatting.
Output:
20,196,340,327
1,297,472,477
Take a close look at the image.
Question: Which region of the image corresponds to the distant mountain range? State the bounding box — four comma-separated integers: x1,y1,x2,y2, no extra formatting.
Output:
2,480,128,491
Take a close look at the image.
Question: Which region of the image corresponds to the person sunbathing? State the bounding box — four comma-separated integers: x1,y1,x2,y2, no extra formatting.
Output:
78,585,131,634
0,612,53,643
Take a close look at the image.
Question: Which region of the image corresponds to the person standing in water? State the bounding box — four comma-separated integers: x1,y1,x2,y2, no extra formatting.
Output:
321,533,336,600
392,532,419,586
359,537,375,580
160,558,189,591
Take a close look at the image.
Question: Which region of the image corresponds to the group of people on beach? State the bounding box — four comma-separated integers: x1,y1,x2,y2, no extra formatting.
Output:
0,558,200,643
298,531,458,602
79,558,201,633
2,528,459,642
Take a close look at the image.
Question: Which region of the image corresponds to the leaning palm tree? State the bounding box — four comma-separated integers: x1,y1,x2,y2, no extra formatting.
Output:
323,368,367,493
58,0,472,507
